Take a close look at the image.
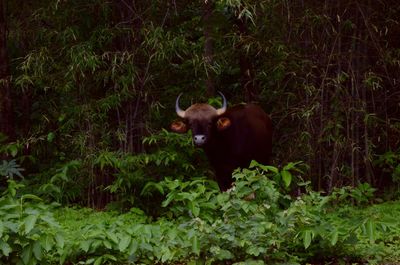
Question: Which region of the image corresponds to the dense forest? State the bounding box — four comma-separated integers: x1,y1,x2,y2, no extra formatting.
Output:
0,0,400,264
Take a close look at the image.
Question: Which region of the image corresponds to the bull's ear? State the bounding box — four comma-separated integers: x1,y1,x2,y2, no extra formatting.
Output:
216,117,231,131
170,121,188,133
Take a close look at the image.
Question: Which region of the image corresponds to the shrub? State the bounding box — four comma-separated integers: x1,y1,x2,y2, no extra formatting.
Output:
0,180,63,265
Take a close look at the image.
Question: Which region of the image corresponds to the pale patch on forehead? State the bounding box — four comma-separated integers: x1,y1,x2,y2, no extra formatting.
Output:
185,103,218,120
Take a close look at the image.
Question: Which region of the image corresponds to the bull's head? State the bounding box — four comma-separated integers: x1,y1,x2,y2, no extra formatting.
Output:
170,92,231,146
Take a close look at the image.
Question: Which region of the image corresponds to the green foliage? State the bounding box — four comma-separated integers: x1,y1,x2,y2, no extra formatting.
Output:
2,164,400,264
331,183,377,206
33,129,208,210
4,0,400,209
0,180,62,265
0,137,21,158
103,129,208,210
374,149,400,184
138,163,400,263
2,0,400,263
143,177,220,221
37,160,82,203
0,160,24,180
249,160,306,190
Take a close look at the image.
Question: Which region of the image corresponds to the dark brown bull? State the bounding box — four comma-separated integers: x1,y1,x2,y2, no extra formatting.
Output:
170,92,272,191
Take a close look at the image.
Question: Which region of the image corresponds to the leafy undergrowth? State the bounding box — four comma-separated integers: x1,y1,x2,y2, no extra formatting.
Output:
1,163,400,264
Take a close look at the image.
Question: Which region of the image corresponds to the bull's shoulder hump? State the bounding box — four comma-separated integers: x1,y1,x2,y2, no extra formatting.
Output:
225,103,267,115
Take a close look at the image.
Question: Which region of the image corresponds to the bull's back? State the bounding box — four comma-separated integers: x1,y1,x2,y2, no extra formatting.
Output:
204,104,272,190
220,104,272,165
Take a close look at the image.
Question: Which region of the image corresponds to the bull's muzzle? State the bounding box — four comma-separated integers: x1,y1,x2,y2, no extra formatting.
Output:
193,134,207,146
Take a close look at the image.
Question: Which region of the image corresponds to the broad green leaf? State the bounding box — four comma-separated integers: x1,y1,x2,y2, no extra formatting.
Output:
140,242,153,252
55,233,65,249
22,245,32,265
303,230,313,249
24,215,38,234
262,165,279,173
40,215,59,228
103,240,112,249
130,207,145,216
21,194,43,202
365,219,376,243
0,220,3,237
0,201,19,210
167,227,178,241
103,254,117,261
118,235,131,252
249,160,260,168
0,240,11,256
128,240,138,255
94,256,103,265
85,258,96,264
41,234,54,252
247,246,263,256
249,160,279,173
189,201,200,217
282,161,303,171
161,247,173,263
9,145,18,157
33,241,43,261
106,231,119,244
330,230,339,246
217,193,229,205
141,182,164,195
192,235,200,255
281,170,292,187
80,240,91,252
162,192,176,207
4,220,18,233
144,225,152,238
216,248,234,259
237,186,253,198
60,250,68,264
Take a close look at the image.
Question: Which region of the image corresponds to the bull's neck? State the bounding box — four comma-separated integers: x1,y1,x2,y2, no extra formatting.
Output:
201,136,220,156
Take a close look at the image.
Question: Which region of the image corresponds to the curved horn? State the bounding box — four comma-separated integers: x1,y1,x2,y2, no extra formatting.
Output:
175,93,186,118
216,91,227,115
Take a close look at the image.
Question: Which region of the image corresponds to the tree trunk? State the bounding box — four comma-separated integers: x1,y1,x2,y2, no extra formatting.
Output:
235,14,258,102
0,0,14,141
112,0,146,154
203,0,214,96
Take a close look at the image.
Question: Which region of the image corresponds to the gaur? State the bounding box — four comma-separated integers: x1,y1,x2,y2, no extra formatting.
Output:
170,92,272,191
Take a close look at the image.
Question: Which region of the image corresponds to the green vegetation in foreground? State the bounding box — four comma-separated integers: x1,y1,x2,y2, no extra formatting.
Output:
1,163,400,264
